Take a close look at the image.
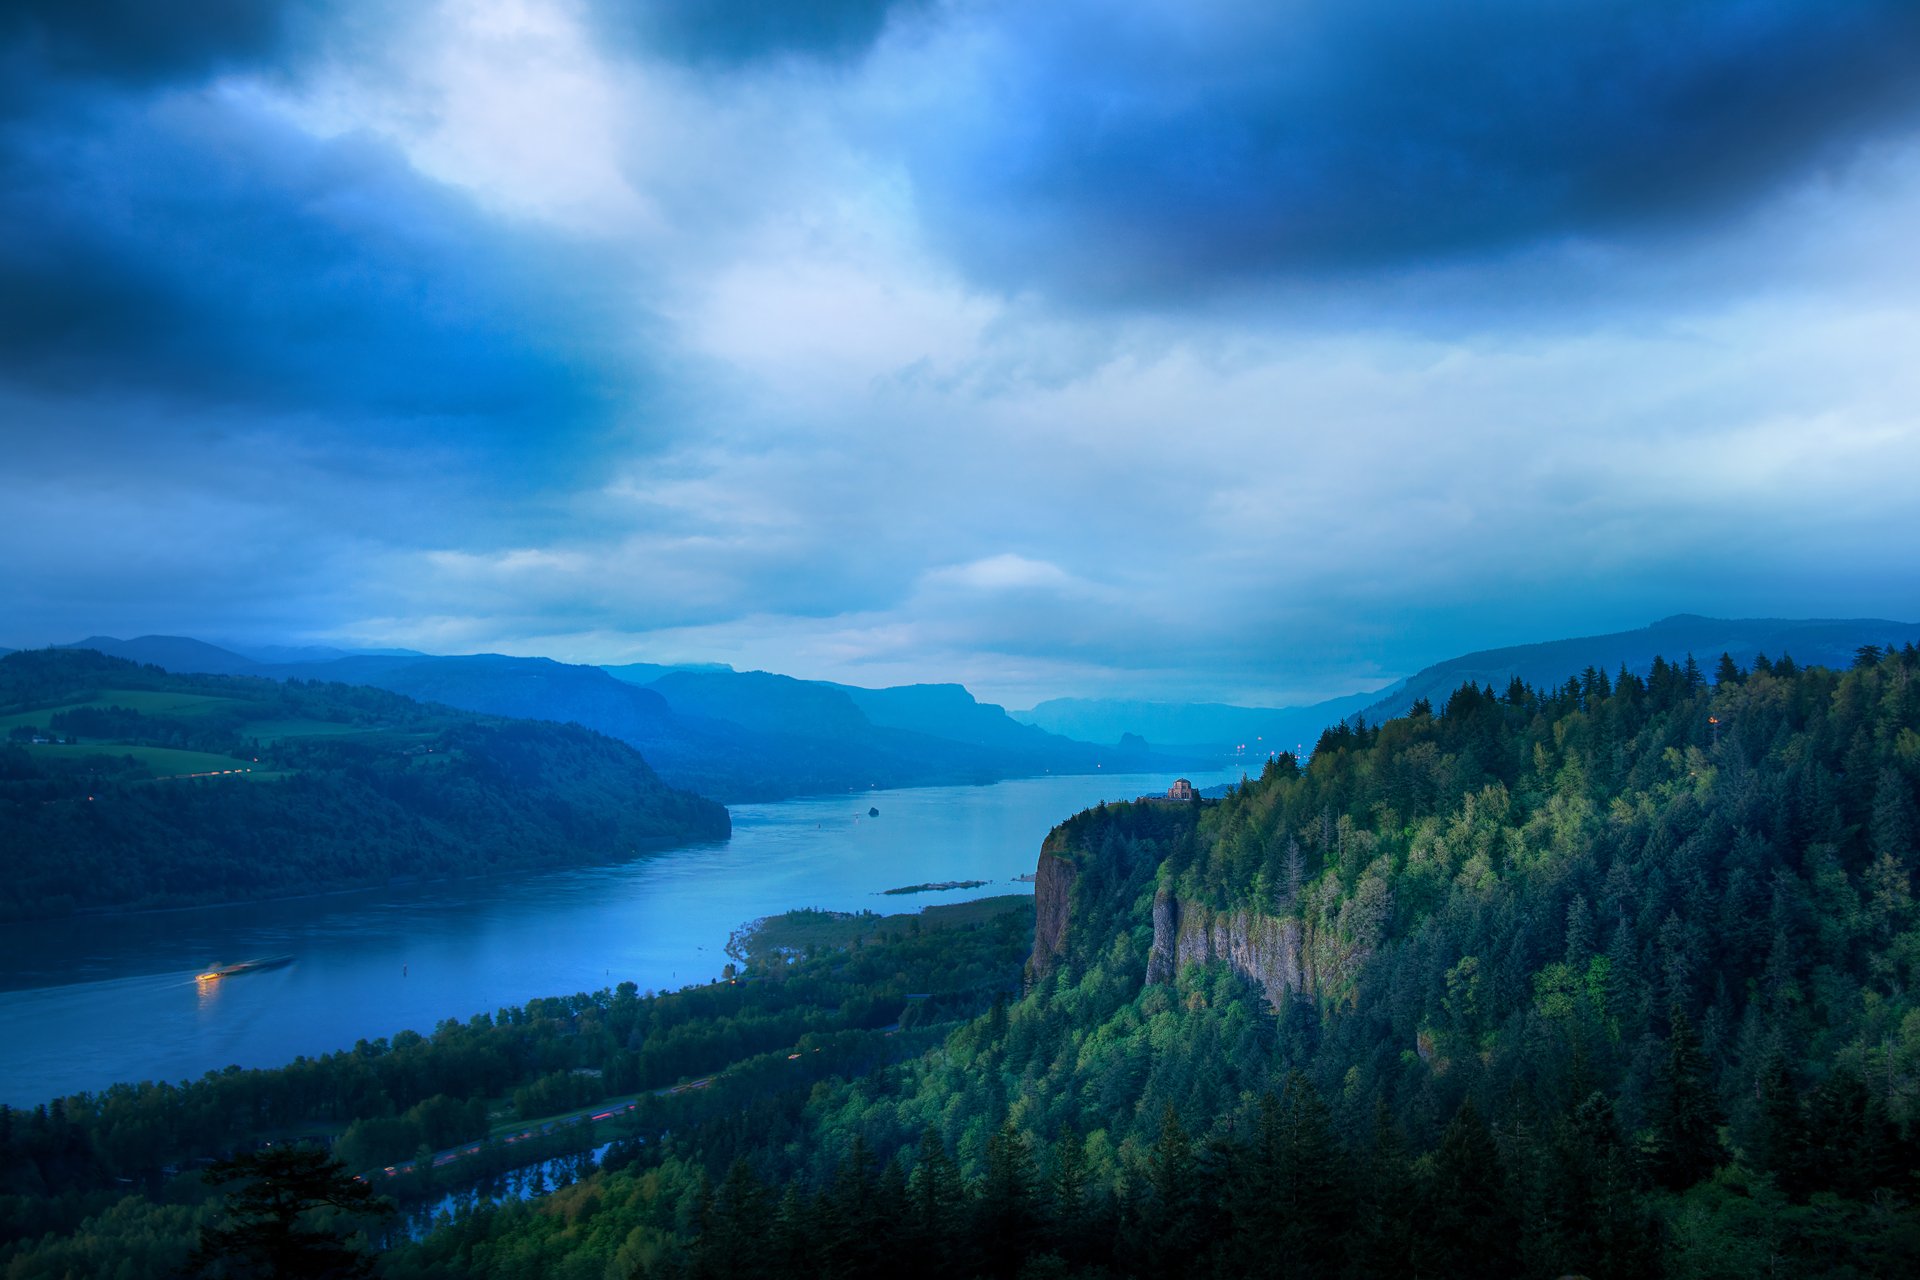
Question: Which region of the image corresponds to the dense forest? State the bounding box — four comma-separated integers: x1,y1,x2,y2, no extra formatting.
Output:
0,901,1033,1277
0,649,728,917
6,646,1919,1277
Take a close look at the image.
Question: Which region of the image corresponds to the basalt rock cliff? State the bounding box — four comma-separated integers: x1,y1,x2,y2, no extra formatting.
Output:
1026,797,1326,1009
1143,889,1320,1008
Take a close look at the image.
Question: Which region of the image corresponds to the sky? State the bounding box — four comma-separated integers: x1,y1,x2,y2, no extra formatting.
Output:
3,0,1919,708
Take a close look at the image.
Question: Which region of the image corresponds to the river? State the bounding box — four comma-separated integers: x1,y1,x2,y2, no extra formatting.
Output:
0,768,1241,1106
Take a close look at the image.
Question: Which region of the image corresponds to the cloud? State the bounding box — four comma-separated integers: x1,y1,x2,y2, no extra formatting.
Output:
923,554,1084,593
883,0,1920,301
587,0,927,69
0,79,664,479
6,0,1920,710
0,0,311,90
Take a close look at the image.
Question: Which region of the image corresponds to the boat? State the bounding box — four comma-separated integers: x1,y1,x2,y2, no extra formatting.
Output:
195,955,294,981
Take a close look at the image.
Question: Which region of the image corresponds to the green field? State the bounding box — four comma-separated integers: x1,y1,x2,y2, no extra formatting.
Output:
24,742,260,778
0,688,255,732
238,718,373,743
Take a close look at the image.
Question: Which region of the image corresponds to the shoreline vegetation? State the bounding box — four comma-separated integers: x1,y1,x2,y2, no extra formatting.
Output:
880,878,993,895
726,895,1031,962
0,899,1037,1278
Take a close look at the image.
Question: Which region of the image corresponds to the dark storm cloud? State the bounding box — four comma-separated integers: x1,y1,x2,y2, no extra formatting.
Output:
0,0,311,90
0,90,638,465
905,0,1920,300
593,0,925,67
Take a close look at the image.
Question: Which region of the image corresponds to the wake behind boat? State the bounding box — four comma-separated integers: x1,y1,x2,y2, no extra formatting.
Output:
195,956,294,981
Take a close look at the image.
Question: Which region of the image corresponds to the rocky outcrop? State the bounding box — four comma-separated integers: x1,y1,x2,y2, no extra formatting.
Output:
1027,850,1077,981
1146,887,1317,1009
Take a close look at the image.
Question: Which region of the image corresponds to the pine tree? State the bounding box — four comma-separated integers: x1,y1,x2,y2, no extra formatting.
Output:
1564,895,1596,967
1132,1106,1204,1278
1273,1073,1346,1277
190,1145,394,1279
689,1158,769,1279
1557,1091,1658,1280
976,1119,1037,1277
1645,1006,1723,1190
1872,768,1916,861
1803,1066,1903,1200
907,1126,965,1262
1347,1101,1416,1278
1423,1098,1517,1277
1044,1126,1091,1264
1747,1052,1811,1199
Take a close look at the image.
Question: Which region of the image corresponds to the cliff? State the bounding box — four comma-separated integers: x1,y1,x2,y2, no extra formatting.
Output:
1027,835,1321,1009
1144,889,1318,1009
1028,849,1077,980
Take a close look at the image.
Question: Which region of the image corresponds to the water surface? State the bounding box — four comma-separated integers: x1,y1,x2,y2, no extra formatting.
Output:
0,769,1238,1105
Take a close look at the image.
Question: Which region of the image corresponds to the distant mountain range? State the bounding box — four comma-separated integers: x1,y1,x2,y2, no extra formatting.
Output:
1013,613,1920,753
1011,687,1390,758
48,637,1186,802
1345,613,1920,728
43,613,1920,795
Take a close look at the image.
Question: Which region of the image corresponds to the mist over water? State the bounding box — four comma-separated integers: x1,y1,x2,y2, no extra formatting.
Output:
0,769,1241,1106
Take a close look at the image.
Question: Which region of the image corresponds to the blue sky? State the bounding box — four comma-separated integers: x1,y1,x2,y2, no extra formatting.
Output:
3,0,1918,706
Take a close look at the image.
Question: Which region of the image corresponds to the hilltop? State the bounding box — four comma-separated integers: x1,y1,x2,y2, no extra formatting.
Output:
0,649,729,917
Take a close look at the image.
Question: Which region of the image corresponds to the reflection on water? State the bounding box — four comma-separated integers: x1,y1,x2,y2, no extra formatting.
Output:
0,769,1240,1105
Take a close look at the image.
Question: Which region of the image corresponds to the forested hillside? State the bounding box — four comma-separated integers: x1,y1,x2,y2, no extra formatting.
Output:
0,649,729,917
7,647,1918,1278
386,645,1920,1277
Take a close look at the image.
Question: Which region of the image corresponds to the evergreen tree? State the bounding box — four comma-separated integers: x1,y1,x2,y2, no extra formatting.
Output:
906,1126,966,1270
1645,1007,1723,1190
689,1158,770,1279
1556,1091,1659,1279
190,1145,393,1279
976,1119,1038,1277
1564,894,1596,967
1347,1102,1417,1279
1044,1126,1092,1265
1132,1106,1205,1279
1423,1098,1517,1278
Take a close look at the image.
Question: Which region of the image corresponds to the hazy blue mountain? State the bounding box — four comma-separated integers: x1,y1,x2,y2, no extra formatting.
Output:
828,682,1074,753
648,669,874,738
270,653,686,740
602,661,737,683
243,653,1182,802
57,635,261,675
635,669,1185,793
1013,685,1390,755
1351,613,1920,727
223,642,427,664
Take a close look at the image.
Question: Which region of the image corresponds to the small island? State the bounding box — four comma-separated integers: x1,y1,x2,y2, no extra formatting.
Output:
880,879,991,895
